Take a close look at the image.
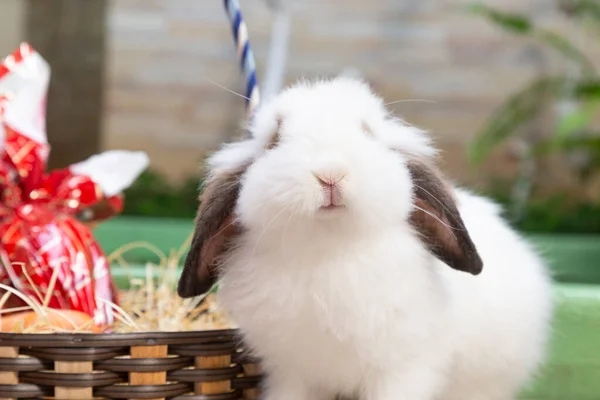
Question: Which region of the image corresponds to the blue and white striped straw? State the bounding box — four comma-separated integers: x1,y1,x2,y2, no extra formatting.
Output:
224,0,261,118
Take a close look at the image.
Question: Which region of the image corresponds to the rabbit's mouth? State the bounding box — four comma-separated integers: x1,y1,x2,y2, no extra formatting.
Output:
318,204,346,213
319,184,345,210
315,203,347,221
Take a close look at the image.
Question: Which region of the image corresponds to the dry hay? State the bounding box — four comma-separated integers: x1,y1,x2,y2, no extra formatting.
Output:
0,236,234,334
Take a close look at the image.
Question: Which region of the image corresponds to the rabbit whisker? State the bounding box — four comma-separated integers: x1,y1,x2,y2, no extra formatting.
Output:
252,205,291,256
412,184,465,232
204,78,250,101
208,218,239,243
412,205,459,240
384,99,437,106
280,213,294,252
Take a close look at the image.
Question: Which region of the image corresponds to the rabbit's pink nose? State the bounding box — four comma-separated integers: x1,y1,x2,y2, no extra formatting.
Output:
313,171,346,208
312,170,347,187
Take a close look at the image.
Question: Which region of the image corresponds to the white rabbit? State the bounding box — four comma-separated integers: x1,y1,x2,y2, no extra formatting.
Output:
178,77,553,400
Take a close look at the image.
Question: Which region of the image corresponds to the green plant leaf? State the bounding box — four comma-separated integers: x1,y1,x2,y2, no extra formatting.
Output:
466,2,597,76
557,135,600,151
466,3,533,33
556,100,600,139
535,29,597,76
533,131,600,162
559,0,600,21
557,134,600,180
469,76,567,164
575,80,600,98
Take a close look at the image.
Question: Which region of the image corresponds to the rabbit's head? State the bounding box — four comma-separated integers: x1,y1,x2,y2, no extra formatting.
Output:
178,78,482,298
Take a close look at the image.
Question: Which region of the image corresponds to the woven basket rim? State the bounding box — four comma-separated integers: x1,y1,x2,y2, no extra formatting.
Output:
0,328,239,347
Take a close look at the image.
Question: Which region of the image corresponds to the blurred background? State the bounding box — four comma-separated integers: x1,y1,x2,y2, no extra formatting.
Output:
1,0,599,232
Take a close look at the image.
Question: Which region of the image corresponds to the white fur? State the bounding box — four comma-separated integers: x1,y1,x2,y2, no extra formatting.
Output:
212,78,553,400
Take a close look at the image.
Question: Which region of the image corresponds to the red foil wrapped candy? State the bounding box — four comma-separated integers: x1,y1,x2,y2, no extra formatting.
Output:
0,43,149,326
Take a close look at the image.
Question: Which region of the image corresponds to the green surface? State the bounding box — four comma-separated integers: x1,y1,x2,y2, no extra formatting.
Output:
99,216,600,399
94,216,193,262
522,284,600,400
528,235,600,284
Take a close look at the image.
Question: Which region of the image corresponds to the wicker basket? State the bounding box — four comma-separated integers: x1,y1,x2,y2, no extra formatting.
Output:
0,329,262,399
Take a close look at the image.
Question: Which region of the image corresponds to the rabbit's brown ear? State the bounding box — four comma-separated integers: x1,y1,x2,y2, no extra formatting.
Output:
177,168,245,298
407,160,483,275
